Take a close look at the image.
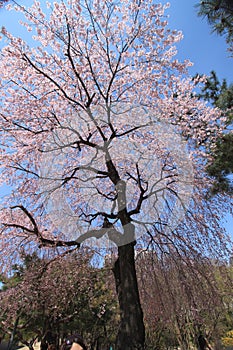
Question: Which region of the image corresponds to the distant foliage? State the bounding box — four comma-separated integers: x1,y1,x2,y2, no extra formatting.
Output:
0,251,118,349
197,71,233,194
197,0,233,51
222,330,233,346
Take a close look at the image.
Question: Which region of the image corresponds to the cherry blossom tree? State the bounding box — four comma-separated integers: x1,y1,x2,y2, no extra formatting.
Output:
0,1,231,349
137,247,233,349
0,0,9,8
0,251,118,350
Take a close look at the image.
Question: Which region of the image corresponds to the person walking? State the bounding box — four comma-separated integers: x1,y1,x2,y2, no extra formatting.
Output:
61,334,87,350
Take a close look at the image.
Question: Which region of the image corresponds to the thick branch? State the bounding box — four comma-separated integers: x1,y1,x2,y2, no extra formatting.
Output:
8,205,80,248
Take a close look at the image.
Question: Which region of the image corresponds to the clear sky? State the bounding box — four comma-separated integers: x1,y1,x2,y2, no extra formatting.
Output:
0,0,232,235
165,0,233,236
0,0,232,81
166,0,233,82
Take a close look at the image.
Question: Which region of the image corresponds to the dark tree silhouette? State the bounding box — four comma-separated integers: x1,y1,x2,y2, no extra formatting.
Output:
196,0,233,44
197,71,233,194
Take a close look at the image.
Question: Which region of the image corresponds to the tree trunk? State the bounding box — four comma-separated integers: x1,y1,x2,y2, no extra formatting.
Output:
113,241,145,350
7,316,19,350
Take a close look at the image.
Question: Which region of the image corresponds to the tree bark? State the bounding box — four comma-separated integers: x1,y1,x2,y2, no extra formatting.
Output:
113,241,145,350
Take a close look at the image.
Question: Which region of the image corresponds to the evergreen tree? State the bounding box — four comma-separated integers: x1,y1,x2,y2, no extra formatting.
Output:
197,71,233,194
196,0,233,45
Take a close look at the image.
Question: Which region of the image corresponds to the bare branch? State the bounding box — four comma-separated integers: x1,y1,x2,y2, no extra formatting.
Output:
7,205,80,249
22,53,85,110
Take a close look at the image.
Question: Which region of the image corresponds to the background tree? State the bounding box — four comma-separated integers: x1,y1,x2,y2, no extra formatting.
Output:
0,251,118,350
0,1,231,349
137,248,233,350
196,0,233,50
196,71,233,194
196,1,233,194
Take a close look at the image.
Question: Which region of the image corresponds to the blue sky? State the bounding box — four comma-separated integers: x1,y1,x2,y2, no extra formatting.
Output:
0,0,232,81
167,0,233,82
0,0,232,236
166,0,233,236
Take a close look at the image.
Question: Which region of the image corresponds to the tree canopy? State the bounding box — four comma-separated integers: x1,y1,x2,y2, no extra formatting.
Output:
0,251,118,349
196,1,233,193
197,71,233,194
196,0,233,48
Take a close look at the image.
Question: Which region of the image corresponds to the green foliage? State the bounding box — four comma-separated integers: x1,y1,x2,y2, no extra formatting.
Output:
199,71,233,117
145,324,179,350
222,330,233,346
0,252,118,349
196,3,233,195
197,71,233,194
207,133,233,194
196,0,233,44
